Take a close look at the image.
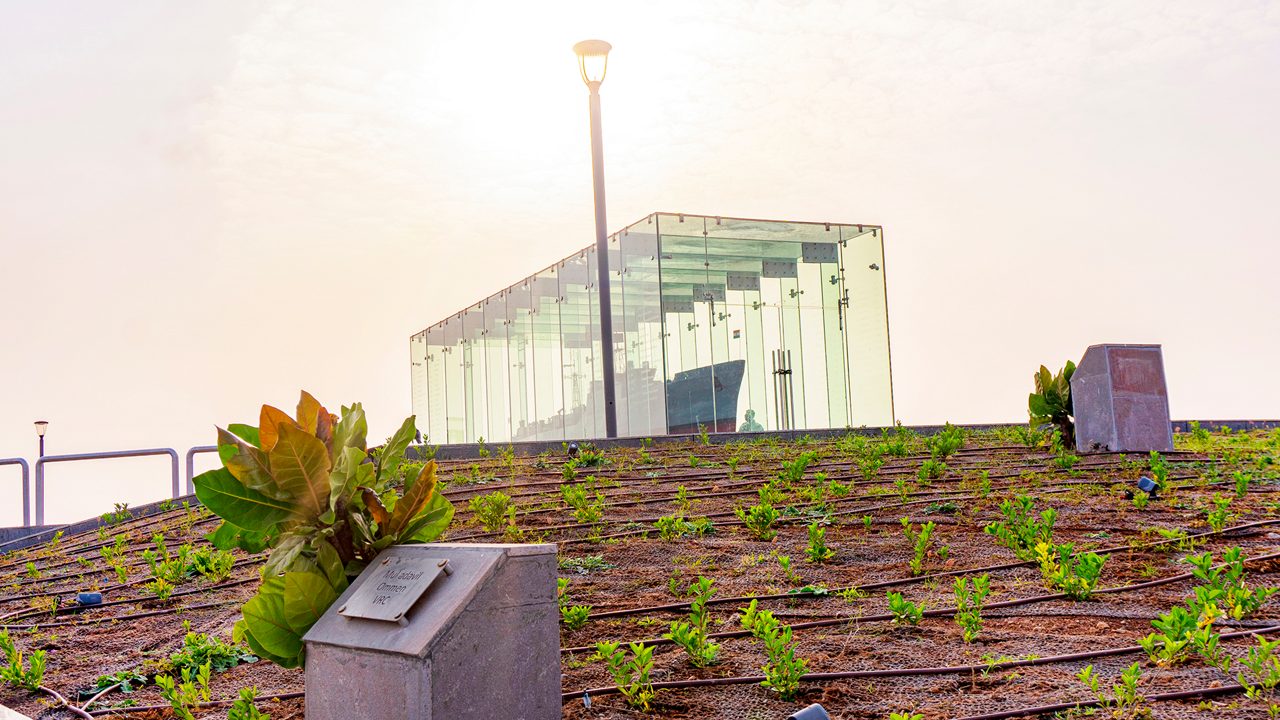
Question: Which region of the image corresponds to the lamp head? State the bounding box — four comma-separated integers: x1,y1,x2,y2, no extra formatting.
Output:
34,420,48,437
573,39,612,88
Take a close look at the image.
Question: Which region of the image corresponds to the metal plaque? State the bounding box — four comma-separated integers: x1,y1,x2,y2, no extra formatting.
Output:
338,556,451,624
691,283,726,302
762,260,797,279
801,242,838,264
725,272,761,292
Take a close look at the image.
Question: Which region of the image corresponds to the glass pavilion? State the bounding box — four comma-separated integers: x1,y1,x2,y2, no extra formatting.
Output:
410,213,893,444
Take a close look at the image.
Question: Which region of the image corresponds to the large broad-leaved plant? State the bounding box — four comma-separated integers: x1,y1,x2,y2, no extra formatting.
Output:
193,391,453,668
1028,361,1076,446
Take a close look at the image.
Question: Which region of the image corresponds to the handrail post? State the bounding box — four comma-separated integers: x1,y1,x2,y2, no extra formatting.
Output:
0,459,31,527
185,446,218,495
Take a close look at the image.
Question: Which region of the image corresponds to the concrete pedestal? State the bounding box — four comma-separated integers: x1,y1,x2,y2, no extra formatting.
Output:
303,543,560,720
1071,344,1173,453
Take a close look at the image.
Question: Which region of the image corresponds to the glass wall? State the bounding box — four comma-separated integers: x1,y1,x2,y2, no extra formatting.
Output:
409,213,893,443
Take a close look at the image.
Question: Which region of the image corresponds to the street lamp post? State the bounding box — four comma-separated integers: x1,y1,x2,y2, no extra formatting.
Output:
34,420,48,458
573,39,618,439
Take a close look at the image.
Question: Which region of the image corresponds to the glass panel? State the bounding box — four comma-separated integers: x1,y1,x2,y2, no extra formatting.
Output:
410,332,427,435
657,215,721,434
618,219,666,437
530,265,563,440
442,316,465,443
425,326,448,444
560,251,598,440
462,304,488,443
701,231,766,434
507,282,536,441
483,294,510,442
842,225,894,426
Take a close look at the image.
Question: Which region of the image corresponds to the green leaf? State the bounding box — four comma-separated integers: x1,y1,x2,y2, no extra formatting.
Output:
263,535,306,576
376,416,417,489
314,538,347,589
329,446,372,512
283,571,338,636
402,491,455,543
217,427,282,500
1028,393,1051,417
269,424,333,521
205,521,272,554
329,403,368,461
242,577,303,664
194,468,292,533
228,423,261,448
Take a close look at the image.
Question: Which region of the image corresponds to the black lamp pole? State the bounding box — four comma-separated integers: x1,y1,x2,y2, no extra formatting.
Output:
574,39,618,438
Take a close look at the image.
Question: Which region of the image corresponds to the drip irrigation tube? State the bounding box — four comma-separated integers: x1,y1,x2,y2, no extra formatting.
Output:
562,623,1280,701
85,690,305,716
576,501,1277,623
561,542,1280,654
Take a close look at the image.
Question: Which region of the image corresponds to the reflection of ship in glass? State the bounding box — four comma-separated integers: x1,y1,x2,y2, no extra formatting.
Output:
665,359,745,434
511,359,746,441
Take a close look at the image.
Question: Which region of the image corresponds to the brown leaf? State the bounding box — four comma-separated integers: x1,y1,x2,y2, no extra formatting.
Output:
259,405,298,452
360,487,390,526
297,391,323,434
384,461,437,538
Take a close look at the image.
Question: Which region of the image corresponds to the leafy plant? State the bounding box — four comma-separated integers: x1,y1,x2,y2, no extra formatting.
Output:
736,502,780,540
193,391,455,668
1076,662,1147,719
1185,548,1277,619
1138,604,1201,666
984,496,1056,561
228,687,273,720
926,424,964,460
101,502,133,525
886,591,924,626
1234,635,1280,718
595,642,656,710
1010,425,1046,448
1035,543,1106,599
470,491,516,533
1029,361,1076,445
900,518,936,575
1148,451,1170,491
94,670,148,695
806,522,834,563
665,576,719,667
1206,494,1233,533
0,629,46,691
1236,471,1252,499
654,514,712,541
156,662,211,720
740,600,808,700
561,604,591,630
953,574,990,642
917,459,946,482
889,714,924,720
165,631,258,676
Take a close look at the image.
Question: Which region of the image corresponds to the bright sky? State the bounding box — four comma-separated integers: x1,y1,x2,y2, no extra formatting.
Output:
2,1,1278,525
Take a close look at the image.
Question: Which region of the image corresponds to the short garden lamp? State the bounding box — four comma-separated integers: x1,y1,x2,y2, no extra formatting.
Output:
34,420,48,458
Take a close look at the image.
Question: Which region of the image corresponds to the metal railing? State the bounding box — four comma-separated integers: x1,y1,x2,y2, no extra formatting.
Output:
35,448,179,526
0,458,31,527
185,445,218,495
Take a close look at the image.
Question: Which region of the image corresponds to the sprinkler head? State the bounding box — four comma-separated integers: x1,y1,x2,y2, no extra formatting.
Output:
787,704,831,720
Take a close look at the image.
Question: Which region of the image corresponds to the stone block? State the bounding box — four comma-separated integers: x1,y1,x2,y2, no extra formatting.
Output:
1071,344,1173,453
303,543,559,720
